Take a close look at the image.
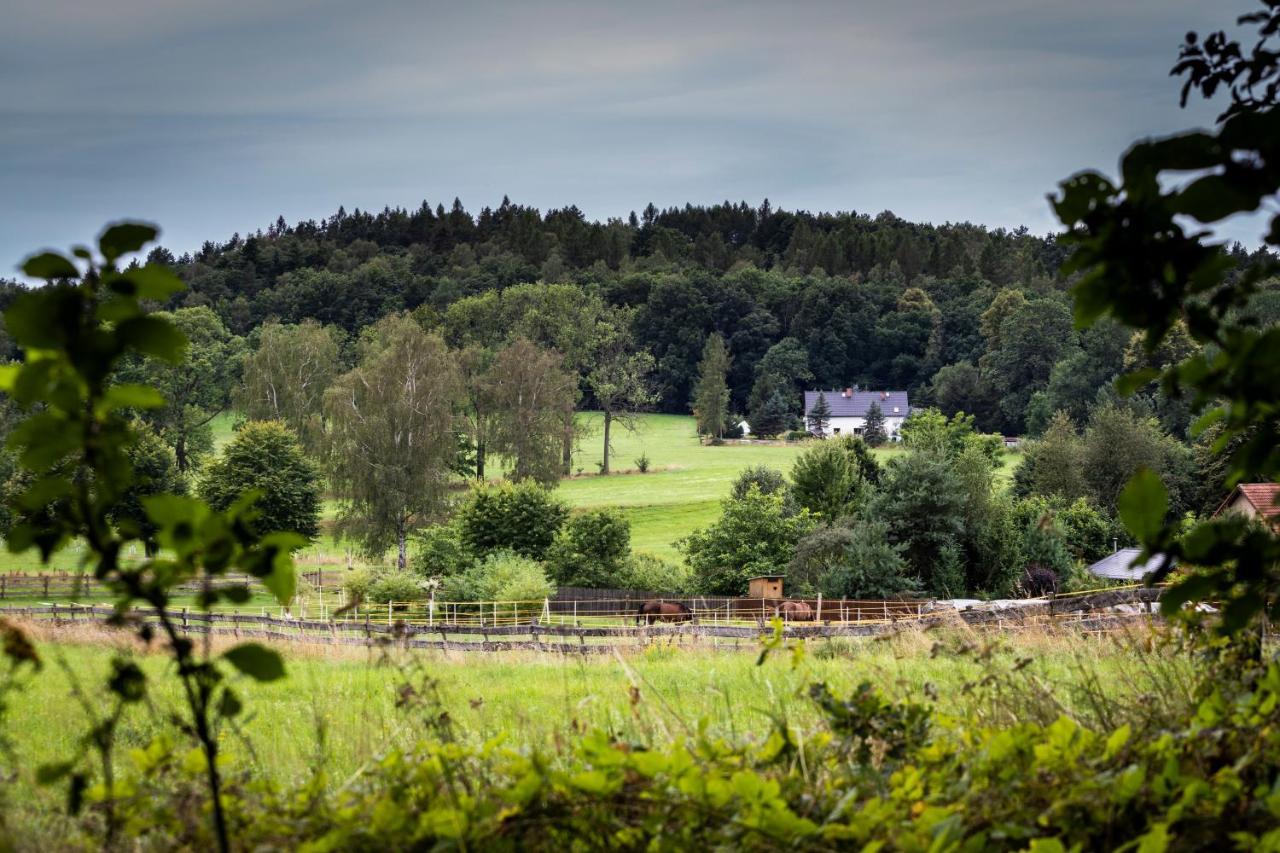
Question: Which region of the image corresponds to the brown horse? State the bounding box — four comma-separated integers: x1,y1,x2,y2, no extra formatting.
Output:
779,600,814,621
636,600,693,625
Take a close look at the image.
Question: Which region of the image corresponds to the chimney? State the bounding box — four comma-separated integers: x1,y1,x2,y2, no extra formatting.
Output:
843,388,852,398
881,391,888,400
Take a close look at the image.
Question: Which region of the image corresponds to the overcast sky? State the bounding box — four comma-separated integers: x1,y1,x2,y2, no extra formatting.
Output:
0,0,1258,270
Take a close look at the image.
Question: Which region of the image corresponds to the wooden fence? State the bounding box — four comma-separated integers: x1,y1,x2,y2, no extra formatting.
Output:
3,589,1163,654
0,570,333,600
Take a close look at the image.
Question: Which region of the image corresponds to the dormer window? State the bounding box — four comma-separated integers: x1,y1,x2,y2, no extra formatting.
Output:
893,406,900,413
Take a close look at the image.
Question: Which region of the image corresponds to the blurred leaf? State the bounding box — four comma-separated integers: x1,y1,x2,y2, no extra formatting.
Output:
1117,468,1168,544
1114,368,1161,396
21,252,78,280
101,383,166,412
223,643,285,682
99,222,157,261
115,316,187,363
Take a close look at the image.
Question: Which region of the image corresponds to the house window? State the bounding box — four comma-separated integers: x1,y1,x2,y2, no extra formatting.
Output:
854,427,863,435
832,427,841,435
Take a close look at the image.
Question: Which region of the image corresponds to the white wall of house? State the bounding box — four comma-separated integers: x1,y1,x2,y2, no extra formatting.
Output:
825,415,906,439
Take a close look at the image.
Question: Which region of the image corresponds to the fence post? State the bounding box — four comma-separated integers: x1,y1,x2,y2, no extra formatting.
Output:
388,602,392,625
816,593,823,623
42,574,50,598
428,596,435,627
182,607,189,631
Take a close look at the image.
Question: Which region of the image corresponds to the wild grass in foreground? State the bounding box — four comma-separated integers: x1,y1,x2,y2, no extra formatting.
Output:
2,621,1196,836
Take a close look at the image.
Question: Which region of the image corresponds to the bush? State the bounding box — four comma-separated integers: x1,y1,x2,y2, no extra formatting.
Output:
789,519,920,599
544,508,631,587
458,481,569,561
200,420,322,540
634,453,650,473
410,522,474,578
730,465,788,501
620,553,693,593
784,430,811,441
789,440,868,521
681,486,815,595
341,567,374,602
367,569,428,604
440,550,553,602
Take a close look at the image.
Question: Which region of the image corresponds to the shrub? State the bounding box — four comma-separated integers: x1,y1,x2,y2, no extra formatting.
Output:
341,567,374,602
730,465,788,501
544,508,631,587
620,553,693,593
367,569,427,604
200,420,322,540
1016,565,1060,597
681,486,815,595
458,481,569,561
410,522,474,578
789,519,920,599
789,440,868,521
440,550,553,602
634,453,650,473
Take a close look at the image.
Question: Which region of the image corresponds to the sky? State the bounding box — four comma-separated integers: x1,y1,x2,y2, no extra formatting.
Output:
0,0,1261,271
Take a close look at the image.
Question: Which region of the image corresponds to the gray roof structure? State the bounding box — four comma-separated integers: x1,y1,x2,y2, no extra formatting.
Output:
1086,548,1171,581
804,390,910,418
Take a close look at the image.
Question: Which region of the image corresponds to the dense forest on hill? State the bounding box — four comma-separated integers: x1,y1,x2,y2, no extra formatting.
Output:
2,200,1276,436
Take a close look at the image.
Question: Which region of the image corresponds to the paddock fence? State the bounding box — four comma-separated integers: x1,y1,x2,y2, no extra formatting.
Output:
3,587,1165,653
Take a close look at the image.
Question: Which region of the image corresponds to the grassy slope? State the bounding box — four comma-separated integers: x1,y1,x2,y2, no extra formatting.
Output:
2,411,1022,573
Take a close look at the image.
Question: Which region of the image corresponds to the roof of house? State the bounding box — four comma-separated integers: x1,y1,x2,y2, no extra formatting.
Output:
1086,548,1171,581
803,390,910,418
1214,482,1280,521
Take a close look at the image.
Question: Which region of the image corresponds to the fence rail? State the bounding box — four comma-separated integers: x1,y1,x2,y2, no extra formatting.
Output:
4,590,1162,653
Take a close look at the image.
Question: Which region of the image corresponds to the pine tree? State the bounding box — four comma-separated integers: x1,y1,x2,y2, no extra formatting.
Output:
806,392,831,438
692,334,731,437
863,401,888,446
752,391,793,438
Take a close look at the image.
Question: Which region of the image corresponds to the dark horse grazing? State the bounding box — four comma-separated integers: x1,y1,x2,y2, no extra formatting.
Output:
636,600,693,625
779,600,814,621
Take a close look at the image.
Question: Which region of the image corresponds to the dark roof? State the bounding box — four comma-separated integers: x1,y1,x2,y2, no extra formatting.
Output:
1086,548,1171,581
804,390,910,418
746,575,785,581
1214,482,1280,521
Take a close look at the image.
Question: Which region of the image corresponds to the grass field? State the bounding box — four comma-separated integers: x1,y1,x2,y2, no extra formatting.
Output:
3,411,1022,573
1,622,1176,821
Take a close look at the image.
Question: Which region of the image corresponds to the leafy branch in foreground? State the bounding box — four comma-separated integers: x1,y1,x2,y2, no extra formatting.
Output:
0,223,298,851
1052,0,1280,639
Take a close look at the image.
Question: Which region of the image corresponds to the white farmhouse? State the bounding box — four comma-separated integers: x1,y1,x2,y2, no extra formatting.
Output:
803,389,910,440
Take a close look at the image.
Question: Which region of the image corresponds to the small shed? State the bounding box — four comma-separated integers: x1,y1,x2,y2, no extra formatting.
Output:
747,575,784,599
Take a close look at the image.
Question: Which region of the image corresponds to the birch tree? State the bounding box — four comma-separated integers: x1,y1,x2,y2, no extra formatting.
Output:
324,315,460,569
237,319,343,454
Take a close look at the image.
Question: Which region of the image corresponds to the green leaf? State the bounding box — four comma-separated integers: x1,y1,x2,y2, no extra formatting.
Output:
21,252,79,280
99,222,157,261
106,265,185,302
1114,368,1160,396
101,383,166,412
218,687,243,718
1117,468,1168,544
1160,573,1218,616
223,643,286,682
115,316,187,363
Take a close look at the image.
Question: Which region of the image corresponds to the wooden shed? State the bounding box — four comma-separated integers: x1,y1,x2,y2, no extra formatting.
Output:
747,575,784,599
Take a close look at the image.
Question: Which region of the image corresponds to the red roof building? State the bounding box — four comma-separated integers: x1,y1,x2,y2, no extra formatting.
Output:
1213,483,1280,525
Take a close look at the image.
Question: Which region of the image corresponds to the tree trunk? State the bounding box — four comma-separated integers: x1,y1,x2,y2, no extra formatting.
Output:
476,440,486,481
602,410,612,475
175,434,189,472
397,529,408,570
561,409,574,476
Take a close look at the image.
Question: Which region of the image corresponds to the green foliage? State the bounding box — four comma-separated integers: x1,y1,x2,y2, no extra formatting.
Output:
1015,410,1088,501
458,481,569,561
789,519,919,598
1050,1,1280,635
544,508,632,587
680,486,815,595
486,337,578,486
805,391,831,437
235,319,343,454
692,333,731,438
730,465,788,501
410,523,475,578
619,552,692,592
439,550,553,601
0,223,297,850
366,569,428,603
324,314,460,568
788,439,868,521
199,420,322,541
109,422,188,549
750,390,793,437
873,451,968,596
862,401,888,446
